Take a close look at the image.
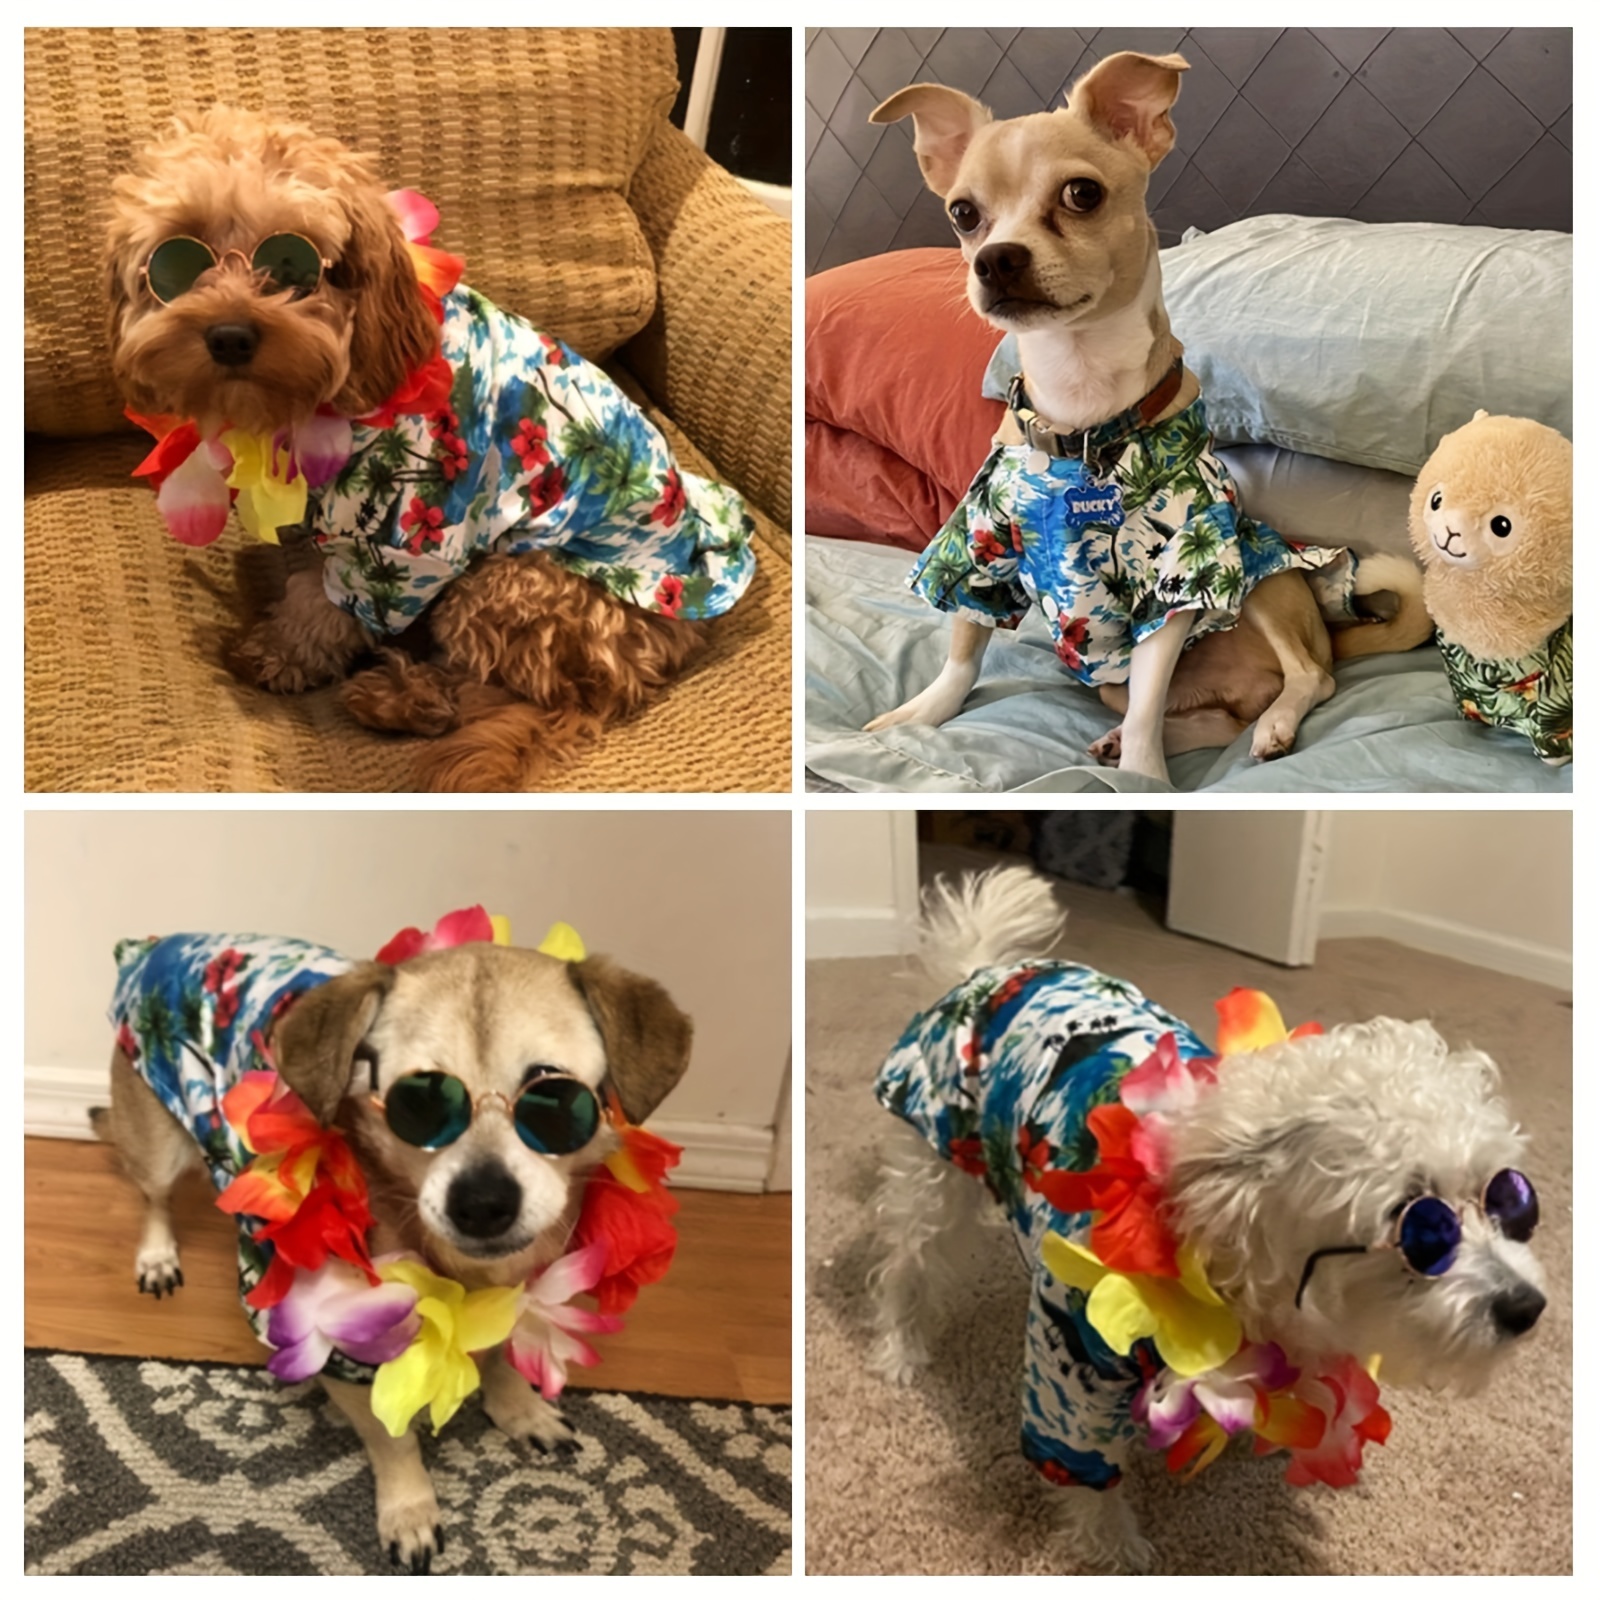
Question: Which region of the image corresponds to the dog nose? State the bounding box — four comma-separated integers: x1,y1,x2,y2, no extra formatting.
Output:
1491,1283,1546,1337
205,322,259,367
445,1160,524,1240
974,241,1031,288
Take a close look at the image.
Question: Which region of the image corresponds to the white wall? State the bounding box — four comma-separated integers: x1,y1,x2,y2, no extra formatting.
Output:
25,810,792,1189
1320,811,1571,990
805,811,919,957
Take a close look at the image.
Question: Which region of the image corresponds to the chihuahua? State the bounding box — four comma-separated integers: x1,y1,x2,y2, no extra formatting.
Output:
864,52,1427,783
93,932,690,1572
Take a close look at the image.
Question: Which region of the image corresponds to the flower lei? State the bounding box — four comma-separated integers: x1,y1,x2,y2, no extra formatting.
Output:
1037,989,1392,1489
126,190,464,548
215,905,681,1441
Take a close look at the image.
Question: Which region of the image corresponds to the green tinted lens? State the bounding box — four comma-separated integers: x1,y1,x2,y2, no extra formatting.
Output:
146,237,218,303
252,233,323,294
513,1076,601,1155
385,1072,472,1149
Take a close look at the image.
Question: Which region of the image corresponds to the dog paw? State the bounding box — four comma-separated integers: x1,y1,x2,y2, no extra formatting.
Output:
1250,710,1299,761
379,1491,443,1575
229,625,337,694
1087,726,1123,766
865,1332,928,1388
135,1246,183,1298
484,1383,578,1454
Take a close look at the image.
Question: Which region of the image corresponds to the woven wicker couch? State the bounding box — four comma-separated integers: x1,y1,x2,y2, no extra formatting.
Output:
23,27,791,792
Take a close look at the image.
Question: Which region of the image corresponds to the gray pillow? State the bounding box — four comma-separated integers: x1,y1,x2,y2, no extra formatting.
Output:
984,214,1571,478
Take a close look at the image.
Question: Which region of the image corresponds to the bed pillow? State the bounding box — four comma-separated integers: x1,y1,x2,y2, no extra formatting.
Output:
986,215,1572,478
806,248,1002,541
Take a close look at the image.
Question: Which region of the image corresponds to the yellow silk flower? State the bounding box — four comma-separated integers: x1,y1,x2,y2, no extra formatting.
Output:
1041,1233,1242,1377
370,1259,521,1438
537,921,586,962
221,429,307,544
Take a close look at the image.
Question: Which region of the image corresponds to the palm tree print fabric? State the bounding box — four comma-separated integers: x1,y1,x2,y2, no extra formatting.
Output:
875,961,1210,1488
109,933,359,1366
907,399,1351,687
1437,619,1572,762
311,288,757,634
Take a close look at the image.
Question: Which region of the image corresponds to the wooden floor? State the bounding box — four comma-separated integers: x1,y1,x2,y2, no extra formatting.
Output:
25,1137,790,1406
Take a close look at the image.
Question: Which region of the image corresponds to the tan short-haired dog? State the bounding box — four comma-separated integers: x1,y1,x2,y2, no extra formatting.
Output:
865,53,1429,782
94,934,691,1571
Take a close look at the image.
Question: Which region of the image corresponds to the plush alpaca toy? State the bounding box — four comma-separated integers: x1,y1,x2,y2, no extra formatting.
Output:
1409,411,1572,764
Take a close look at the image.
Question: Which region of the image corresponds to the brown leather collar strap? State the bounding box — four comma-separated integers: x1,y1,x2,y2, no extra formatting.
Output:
1007,358,1186,461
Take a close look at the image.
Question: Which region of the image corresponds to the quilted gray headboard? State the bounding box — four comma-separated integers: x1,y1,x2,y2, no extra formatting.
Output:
805,27,1572,274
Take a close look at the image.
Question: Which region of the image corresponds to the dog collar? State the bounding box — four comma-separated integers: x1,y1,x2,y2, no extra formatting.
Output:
1007,358,1185,470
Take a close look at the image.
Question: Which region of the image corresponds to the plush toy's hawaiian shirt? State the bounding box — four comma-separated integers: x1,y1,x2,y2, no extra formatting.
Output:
1438,618,1572,764
875,960,1211,1490
109,932,368,1373
907,398,1356,687
308,286,757,635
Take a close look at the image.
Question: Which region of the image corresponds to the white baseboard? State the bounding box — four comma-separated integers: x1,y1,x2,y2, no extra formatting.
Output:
24,1066,772,1194
805,909,912,959
1316,908,1572,993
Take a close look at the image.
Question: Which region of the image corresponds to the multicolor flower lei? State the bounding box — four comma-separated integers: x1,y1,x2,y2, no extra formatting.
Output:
1036,989,1392,1489
126,190,464,548
215,906,681,1440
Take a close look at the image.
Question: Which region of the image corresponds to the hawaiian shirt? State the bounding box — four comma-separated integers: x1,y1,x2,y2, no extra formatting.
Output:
109,932,368,1374
308,286,757,635
1438,619,1572,763
907,397,1354,687
875,961,1211,1490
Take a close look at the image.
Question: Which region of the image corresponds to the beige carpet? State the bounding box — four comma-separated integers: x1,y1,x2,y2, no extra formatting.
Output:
805,868,1572,1575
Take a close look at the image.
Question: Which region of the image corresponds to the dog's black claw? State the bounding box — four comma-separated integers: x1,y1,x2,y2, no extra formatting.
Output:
435,1528,445,1554
554,1434,581,1456
526,1435,551,1456
389,1542,400,1566
411,1547,432,1576
174,1269,184,1288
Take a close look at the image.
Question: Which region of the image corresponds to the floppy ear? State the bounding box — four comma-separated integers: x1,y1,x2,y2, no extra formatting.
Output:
568,956,692,1124
330,184,441,416
1067,51,1188,168
270,963,395,1123
870,84,992,197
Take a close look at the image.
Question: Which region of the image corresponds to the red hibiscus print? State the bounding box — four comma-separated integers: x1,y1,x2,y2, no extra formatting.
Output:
400,496,445,555
428,407,468,478
203,947,247,1034
948,1136,987,1178
526,466,567,518
511,418,550,473
539,336,567,368
972,521,1021,566
116,1021,140,1062
654,574,685,616
1054,616,1090,670
650,470,687,527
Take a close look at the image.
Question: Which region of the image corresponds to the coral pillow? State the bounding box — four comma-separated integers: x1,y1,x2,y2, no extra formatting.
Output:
805,249,1003,548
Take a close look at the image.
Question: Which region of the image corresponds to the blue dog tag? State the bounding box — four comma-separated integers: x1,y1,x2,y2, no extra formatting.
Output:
1028,454,1125,532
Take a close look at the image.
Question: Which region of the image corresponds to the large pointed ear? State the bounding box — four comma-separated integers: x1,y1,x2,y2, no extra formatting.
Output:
271,963,395,1123
870,84,993,197
568,956,692,1125
1067,51,1188,168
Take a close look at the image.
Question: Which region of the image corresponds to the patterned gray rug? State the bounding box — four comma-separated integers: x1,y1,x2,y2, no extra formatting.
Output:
24,1352,791,1575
